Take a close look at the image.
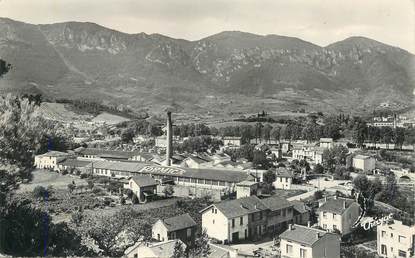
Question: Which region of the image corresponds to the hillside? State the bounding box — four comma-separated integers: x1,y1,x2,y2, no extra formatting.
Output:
0,18,414,117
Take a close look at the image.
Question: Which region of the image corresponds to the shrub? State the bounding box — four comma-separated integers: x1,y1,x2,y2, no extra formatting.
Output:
120,197,126,205
92,186,101,195
61,169,68,175
33,186,47,199
132,195,139,204
80,173,88,179
163,185,175,197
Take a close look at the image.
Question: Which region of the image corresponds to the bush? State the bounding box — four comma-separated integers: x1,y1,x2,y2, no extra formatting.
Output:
33,186,47,199
120,197,126,205
61,169,68,175
132,195,139,204
80,173,88,179
92,186,101,195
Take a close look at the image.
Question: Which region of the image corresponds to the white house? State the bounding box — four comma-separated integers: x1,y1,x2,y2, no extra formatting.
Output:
223,136,242,148
317,197,361,236
377,220,415,258
352,155,376,172
273,168,293,190
320,138,334,149
200,196,267,243
280,224,340,258
236,181,258,199
124,176,158,203
34,151,72,171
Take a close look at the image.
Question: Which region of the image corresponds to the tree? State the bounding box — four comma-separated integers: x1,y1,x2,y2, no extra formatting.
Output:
322,145,349,173
67,184,76,194
263,170,276,184
132,194,139,204
32,186,47,199
253,150,271,169
314,190,324,200
190,229,211,257
376,174,398,204
82,208,151,256
163,185,175,198
313,164,324,174
172,240,186,258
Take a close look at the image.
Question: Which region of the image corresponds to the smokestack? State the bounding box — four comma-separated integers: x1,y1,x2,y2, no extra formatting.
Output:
166,111,173,166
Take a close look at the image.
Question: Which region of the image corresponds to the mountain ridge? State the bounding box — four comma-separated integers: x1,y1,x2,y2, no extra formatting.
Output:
0,17,413,116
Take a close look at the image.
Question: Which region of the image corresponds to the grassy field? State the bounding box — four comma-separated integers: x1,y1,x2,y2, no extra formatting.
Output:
17,169,88,193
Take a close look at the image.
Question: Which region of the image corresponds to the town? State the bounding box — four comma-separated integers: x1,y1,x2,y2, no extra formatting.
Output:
21,106,415,258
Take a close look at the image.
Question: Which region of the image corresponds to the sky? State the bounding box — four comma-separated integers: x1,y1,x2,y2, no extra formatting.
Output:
0,0,414,53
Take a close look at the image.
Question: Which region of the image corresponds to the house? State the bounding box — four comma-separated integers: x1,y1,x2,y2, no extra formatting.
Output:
292,144,324,165
280,224,340,258
352,155,376,172
152,213,197,246
317,197,361,236
236,181,259,199
124,239,185,258
200,196,268,243
124,176,158,203
273,168,293,190
291,200,311,226
280,141,291,153
261,196,294,235
377,220,415,258
223,136,242,148
320,138,334,149
34,151,72,171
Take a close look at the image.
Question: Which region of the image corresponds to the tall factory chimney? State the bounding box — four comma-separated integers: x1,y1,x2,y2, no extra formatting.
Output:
166,111,173,166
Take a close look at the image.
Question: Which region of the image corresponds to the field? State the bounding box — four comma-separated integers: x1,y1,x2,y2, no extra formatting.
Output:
38,102,92,122
17,169,88,193
91,112,131,125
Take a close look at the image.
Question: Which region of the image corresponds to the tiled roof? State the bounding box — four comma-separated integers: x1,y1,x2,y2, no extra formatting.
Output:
38,151,71,157
317,198,357,214
290,200,309,214
77,148,139,158
58,158,92,167
131,175,158,187
89,160,147,172
161,213,197,232
181,168,253,183
210,196,268,218
149,239,185,258
353,155,372,160
280,224,330,246
236,181,258,187
261,196,293,212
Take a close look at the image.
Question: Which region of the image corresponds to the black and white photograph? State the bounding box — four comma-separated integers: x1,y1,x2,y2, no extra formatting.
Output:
0,0,414,257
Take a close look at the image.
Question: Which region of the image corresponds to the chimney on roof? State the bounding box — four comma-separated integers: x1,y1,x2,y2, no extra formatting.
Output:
307,221,311,227
343,201,346,209
334,195,337,200
288,224,293,231
166,111,173,166
254,204,257,210
316,232,321,239
324,196,327,202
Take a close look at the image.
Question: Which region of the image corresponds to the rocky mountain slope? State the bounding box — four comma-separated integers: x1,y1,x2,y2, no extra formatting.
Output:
0,18,413,116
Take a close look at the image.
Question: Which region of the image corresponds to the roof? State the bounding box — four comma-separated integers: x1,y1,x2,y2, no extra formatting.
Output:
37,151,71,158
58,158,92,168
290,200,309,214
320,138,333,143
131,175,158,187
204,196,268,218
353,155,373,160
77,148,139,158
181,168,253,183
280,224,330,246
89,160,147,172
236,181,258,187
317,198,357,214
159,213,197,232
223,136,242,140
148,239,185,258
261,196,293,212
185,156,210,164
275,168,293,178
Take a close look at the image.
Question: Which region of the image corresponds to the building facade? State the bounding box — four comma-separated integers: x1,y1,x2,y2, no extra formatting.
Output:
377,220,415,258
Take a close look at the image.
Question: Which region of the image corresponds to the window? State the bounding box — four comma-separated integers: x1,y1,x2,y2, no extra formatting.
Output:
232,219,235,228
323,212,327,218
212,208,214,213
332,213,336,219
215,209,217,214
286,244,293,254
398,250,406,257
398,235,406,243
276,210,281,216
391,233,394,238
381,245,387,255
240,217,243,225
134,254,138,258
381,231,386,237
300,248,307,258
259,211,263,220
